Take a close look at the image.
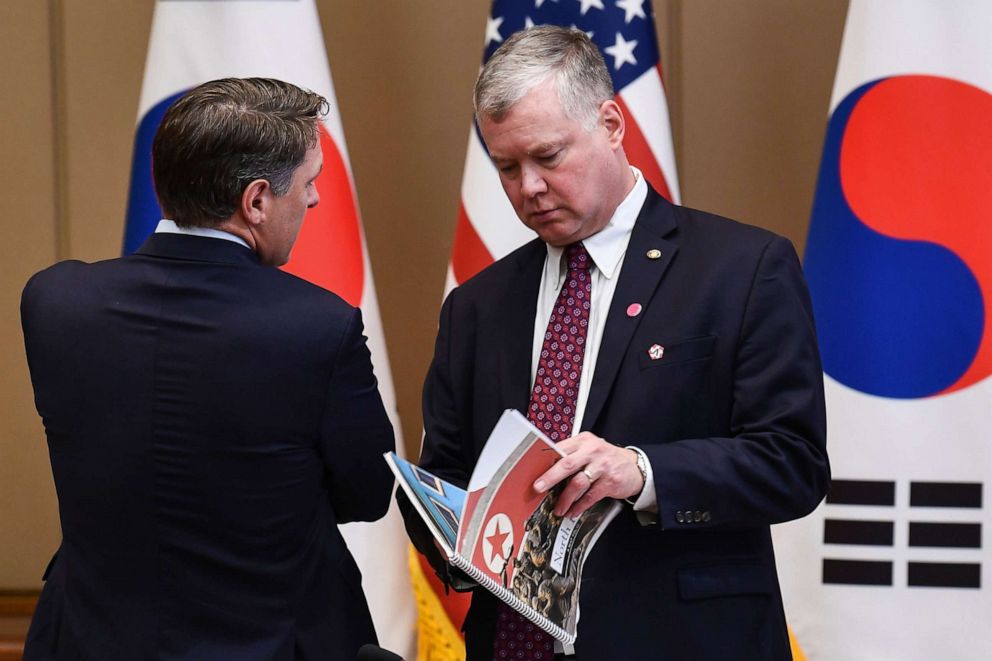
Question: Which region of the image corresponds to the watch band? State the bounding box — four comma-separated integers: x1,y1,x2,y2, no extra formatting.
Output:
624,446,648,505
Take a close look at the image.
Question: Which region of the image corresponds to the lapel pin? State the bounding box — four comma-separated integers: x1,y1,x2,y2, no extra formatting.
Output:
626,303,642,317
648,344,664,360
646,249,662,260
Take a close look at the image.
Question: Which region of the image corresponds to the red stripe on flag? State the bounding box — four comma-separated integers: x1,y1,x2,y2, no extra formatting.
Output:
282,125,365,306
418,552,471,633
452,203,494,284
616,94,673,202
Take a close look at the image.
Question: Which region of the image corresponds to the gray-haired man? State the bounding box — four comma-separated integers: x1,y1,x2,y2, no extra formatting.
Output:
402,26,828,660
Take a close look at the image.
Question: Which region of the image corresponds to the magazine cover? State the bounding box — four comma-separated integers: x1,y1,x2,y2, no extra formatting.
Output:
387,410,621,643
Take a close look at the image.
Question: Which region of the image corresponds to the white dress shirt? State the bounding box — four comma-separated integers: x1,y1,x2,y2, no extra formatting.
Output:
154,218,251,249
529,168,657,516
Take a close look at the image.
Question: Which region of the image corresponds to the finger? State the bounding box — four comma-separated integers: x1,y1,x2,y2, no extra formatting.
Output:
563,482,604,518
553,472,593,517
555,432,599,454
554,438,580,455
533,452,587,493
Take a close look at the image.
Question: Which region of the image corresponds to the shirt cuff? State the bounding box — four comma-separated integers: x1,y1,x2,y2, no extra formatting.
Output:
625,446,658,524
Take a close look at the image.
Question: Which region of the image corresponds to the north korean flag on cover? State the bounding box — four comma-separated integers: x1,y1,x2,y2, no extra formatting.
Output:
122,1,414,656
773,2,992,659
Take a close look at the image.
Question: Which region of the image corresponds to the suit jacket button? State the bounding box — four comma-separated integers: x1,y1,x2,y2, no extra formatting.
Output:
693,511,702,522
676,511,685,523
702,511,711,522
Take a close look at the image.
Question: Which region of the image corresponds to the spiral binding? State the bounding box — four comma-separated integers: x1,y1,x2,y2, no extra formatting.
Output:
449,553,575,644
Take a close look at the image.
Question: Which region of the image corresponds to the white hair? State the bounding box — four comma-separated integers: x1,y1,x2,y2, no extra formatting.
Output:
474,25,614,131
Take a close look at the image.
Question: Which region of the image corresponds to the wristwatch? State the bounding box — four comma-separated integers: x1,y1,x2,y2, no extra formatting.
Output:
624,446,648,505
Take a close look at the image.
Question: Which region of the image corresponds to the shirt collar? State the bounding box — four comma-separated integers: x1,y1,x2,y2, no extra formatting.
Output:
545,166,648,281
154,219,251,250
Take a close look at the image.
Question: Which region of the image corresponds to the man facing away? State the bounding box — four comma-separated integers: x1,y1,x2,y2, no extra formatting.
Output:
402,26,829,660
21,77,395,660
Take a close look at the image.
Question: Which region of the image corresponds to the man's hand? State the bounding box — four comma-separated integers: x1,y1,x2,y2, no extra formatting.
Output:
533,432,645,518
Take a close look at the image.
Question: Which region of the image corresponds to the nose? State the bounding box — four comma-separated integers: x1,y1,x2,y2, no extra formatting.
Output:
307,187,320,209
520,165,547,198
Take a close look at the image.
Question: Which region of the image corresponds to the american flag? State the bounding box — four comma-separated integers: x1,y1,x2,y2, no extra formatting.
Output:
445,0,680,291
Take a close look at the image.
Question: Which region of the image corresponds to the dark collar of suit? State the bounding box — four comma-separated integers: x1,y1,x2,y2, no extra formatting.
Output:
134,232,261,266
496,186,680,432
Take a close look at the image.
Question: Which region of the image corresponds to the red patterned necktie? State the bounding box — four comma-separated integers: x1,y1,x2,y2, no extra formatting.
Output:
492,242,592,660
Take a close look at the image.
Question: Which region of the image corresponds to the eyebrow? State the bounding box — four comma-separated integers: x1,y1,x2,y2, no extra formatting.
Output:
490,141,562,163
528,142,560,155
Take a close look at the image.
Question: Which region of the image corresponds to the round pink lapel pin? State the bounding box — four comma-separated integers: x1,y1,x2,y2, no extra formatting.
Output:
626,303,642,317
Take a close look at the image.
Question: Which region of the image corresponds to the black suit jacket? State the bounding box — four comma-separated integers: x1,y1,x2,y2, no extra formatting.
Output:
405,189,829,660
21,233,395,660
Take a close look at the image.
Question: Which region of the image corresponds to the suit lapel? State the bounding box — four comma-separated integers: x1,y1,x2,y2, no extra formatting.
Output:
498,241,546,413
582,190,680,432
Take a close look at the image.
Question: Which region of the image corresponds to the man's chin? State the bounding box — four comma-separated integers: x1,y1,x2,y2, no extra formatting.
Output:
527,219,575,246
534,226,582,248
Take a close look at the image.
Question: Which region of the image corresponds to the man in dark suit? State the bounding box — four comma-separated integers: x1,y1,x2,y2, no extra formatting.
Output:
402,27,829,660
21,78,395,660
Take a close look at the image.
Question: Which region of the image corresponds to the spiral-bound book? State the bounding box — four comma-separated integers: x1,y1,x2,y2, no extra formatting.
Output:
386,409,621,644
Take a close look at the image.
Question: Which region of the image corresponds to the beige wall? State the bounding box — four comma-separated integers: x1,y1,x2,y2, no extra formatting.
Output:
0,0,847,588
1,1,61,590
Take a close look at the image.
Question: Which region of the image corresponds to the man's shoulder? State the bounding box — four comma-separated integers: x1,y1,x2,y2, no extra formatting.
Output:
450,237,544,298
23,257,111,298
23,251,356,318
664,200,791,257
259,268,360,324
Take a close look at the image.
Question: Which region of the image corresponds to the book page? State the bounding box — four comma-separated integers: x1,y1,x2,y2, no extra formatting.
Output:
385,452,465,555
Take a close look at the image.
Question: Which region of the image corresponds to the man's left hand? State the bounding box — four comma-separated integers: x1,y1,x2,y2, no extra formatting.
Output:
533,432,645,518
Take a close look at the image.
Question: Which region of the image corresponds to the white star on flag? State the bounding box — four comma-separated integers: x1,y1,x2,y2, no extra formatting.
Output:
616,0,647,23
604,31,638,69
525,16,535,29
485,15,504,45
577,0,605,16
535,0,558,7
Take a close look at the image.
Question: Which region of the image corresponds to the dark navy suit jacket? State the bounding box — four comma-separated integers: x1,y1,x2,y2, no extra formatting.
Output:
21,233,395,660
404,189,829,660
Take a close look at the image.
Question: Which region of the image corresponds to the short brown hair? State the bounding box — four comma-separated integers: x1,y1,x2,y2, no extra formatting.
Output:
152,77,328,228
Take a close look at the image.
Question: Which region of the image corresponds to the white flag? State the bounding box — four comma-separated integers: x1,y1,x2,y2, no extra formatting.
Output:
774,2,992,658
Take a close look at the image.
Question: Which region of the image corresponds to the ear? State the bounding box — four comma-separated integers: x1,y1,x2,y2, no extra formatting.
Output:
240,179,272,228
599,99,626,149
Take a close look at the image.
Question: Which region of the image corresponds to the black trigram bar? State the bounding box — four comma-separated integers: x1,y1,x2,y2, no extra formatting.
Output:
824,519,894,546
823,559,893,586
910,482,982,508
908,562,981,589
909,522,982,548
826,480,895,506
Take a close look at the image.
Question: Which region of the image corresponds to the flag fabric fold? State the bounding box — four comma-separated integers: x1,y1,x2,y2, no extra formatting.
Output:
123,2,415,657
774,2,992,658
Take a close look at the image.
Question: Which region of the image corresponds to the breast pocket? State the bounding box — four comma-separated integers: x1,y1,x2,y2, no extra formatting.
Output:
638,334,716,370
